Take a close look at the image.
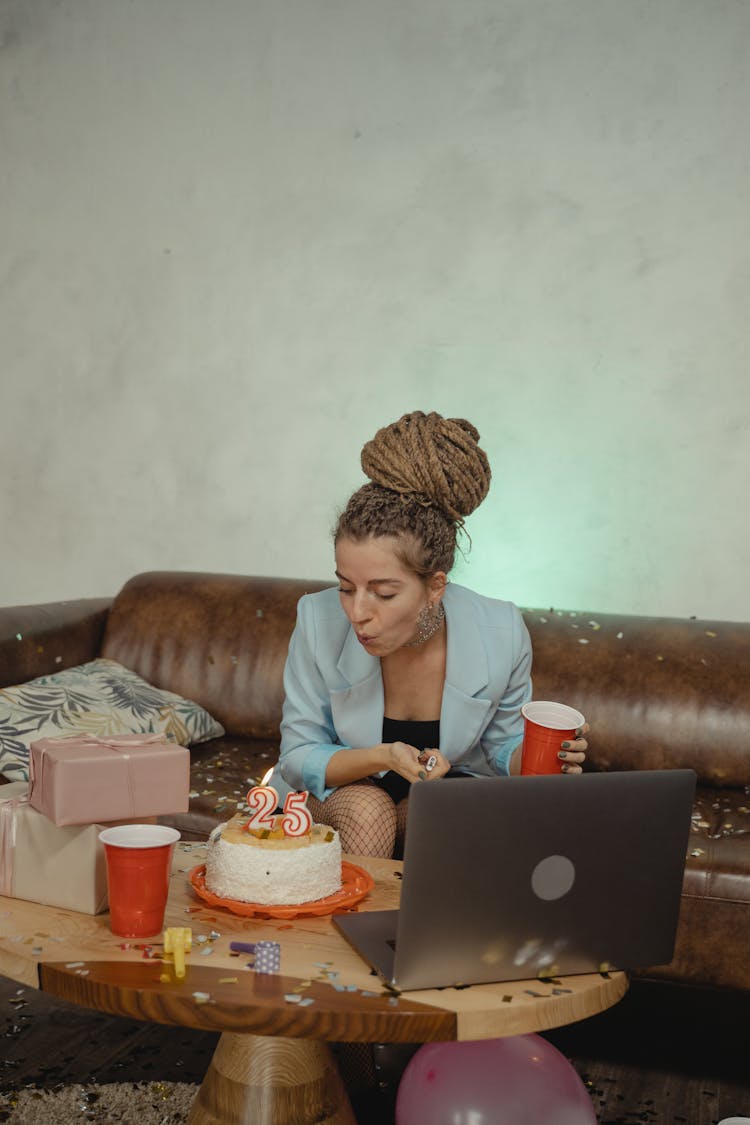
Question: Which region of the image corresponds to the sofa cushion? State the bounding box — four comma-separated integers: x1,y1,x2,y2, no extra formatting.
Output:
0,658,224,782
101,571,332,740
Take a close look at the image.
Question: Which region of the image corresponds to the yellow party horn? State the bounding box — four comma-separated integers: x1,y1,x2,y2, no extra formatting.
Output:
163,926,192,979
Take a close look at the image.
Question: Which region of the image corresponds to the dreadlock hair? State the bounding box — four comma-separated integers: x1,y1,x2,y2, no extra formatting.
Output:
334,411,491,576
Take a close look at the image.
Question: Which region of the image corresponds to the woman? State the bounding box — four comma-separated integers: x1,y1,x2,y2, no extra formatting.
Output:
277,410,587,858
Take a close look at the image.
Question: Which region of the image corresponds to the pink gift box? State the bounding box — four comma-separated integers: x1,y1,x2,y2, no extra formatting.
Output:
28,734,190,826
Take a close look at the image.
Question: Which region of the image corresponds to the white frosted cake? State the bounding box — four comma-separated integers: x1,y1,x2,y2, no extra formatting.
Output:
204,813,343,906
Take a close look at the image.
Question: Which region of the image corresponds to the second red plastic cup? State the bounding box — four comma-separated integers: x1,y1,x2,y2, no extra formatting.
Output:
520,701,585,776
98,824,181,938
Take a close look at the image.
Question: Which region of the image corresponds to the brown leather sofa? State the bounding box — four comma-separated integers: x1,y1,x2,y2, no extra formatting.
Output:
2,570,749,992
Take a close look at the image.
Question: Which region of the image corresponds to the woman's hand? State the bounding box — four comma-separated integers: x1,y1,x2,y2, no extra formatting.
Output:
386,742,450,783
417,747,451,781
558,723,589,774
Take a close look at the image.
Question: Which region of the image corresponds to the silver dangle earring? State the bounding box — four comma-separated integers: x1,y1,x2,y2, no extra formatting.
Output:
406,601,446,647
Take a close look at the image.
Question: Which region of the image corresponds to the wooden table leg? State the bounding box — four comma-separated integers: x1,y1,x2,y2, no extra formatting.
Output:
186,1031,357,1125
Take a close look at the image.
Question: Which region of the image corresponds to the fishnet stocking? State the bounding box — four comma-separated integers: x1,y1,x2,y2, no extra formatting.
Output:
395,797,409,856
332,1042,377,1094
307,781,397,858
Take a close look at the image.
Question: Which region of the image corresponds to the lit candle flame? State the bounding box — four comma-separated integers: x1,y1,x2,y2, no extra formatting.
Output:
260,767,274,787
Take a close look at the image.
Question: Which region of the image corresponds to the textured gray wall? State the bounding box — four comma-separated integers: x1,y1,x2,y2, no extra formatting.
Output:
1,0,748,617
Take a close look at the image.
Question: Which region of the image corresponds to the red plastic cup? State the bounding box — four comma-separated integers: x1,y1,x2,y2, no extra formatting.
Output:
520,701,586,776
98,824,180,938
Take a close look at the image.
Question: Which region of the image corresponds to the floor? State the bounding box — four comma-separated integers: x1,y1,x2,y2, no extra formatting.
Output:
1,973,748,1123
545,979,750,1125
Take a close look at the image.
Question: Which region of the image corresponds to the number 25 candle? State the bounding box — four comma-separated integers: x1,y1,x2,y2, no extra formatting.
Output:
245,768,312,837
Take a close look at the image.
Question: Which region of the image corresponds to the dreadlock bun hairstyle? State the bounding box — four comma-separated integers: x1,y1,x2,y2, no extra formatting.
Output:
335,411,491,575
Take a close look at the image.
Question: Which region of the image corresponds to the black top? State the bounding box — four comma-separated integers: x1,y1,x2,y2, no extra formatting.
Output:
375,717,441,804
382,716,440,752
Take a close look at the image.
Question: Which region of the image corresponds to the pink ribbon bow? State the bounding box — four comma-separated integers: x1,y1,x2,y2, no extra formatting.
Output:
0,790,29,897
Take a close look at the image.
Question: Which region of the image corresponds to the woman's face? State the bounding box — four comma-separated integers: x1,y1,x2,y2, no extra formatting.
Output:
335,536,445,656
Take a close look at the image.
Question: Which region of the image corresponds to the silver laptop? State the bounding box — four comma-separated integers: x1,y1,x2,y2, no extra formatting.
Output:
333,769,696,991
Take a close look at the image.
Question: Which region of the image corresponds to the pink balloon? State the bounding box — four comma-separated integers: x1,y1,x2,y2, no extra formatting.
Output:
396,1034,597,1125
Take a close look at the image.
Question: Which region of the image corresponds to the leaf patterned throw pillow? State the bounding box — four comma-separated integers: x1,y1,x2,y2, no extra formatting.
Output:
0,659,224,782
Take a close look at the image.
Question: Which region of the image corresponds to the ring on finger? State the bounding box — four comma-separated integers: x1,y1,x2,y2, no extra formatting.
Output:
424,754,437,773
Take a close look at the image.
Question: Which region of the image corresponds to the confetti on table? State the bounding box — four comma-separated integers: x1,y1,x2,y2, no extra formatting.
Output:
65,961,85,968
218,977,239,984
192,991,211,1004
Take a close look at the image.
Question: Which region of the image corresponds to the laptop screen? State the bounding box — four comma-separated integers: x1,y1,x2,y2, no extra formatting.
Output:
335,770,696,992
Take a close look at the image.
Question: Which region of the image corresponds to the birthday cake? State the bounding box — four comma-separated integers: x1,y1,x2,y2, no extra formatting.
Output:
204,814,343,906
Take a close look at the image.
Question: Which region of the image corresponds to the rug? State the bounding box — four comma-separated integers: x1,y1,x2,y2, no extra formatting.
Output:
0,1081,198,1123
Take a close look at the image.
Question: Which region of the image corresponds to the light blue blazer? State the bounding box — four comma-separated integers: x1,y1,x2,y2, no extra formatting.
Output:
274,583,533,803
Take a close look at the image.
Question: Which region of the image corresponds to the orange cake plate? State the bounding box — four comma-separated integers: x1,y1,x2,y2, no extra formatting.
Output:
188,861,374,919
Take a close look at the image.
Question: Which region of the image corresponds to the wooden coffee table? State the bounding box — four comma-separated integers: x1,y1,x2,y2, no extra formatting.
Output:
0,843,627,1124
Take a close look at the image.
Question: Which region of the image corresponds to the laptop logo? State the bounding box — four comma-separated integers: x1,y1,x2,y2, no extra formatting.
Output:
531,854,576,901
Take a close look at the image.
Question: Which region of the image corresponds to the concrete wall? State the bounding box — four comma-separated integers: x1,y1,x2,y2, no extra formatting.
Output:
1,0,748,618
